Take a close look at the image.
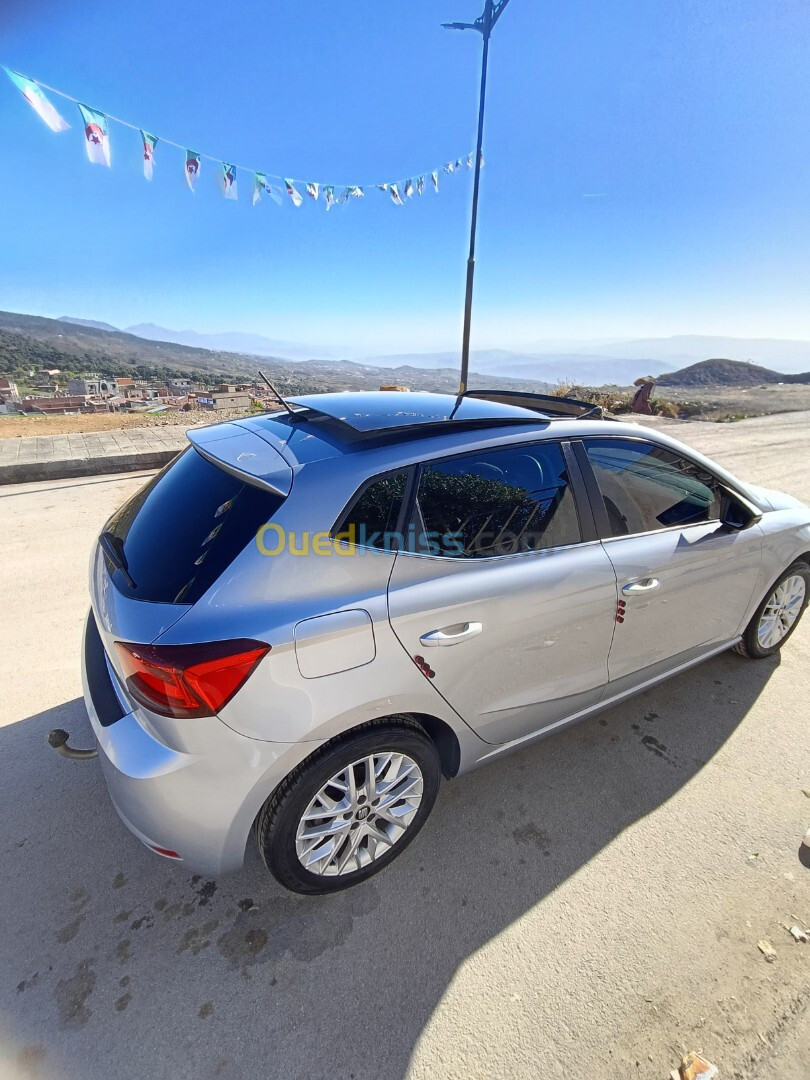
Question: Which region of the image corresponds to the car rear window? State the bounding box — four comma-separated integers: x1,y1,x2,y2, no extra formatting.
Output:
102,448,285,604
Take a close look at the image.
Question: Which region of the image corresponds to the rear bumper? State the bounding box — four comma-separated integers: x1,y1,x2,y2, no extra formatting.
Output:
81,611,311,877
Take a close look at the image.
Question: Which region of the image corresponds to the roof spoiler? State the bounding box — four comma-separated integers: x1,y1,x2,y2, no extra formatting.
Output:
187,422,293,497
462,389,607,420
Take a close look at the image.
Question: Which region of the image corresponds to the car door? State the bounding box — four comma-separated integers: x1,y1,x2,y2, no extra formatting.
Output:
576,435,764,687
386,438,619,745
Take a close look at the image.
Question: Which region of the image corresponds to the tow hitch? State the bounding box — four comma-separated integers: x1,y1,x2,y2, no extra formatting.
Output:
48,729,98,760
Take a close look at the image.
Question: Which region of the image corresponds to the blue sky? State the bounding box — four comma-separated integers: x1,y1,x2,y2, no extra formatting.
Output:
2,0,810,354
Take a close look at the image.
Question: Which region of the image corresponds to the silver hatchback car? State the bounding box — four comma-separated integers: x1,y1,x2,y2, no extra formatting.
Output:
73,390,809,893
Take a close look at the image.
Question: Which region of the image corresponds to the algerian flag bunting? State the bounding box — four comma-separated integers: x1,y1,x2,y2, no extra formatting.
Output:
5,63,480,214
140,131,158,181
4,68,70,132
185,150,201,191
222,162,238,200
284,179,303,207
78,103,110,166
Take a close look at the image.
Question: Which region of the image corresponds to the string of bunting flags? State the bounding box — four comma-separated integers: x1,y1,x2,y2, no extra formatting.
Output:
4,67,484,210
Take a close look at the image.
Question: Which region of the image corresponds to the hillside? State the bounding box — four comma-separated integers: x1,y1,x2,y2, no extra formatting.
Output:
658,357,810,387
58,317,120,332
0,309,557,397
0,310,274,381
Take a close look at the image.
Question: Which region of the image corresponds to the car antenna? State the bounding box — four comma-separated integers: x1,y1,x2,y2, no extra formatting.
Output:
258,370,296,416
448,389,466,421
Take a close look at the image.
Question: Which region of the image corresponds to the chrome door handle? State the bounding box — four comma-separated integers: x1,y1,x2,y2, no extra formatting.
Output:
419,622,483,647
622,578,660,594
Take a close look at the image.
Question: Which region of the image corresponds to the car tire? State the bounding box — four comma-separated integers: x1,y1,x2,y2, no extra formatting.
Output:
733,560,810,659
256,717,441,895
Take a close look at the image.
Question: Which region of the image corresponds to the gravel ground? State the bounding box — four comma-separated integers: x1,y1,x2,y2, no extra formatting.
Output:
0,413,807,1080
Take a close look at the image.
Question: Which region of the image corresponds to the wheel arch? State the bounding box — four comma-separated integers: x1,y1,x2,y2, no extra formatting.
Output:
247,709,461,845
407,712,461,778
288,711,462,780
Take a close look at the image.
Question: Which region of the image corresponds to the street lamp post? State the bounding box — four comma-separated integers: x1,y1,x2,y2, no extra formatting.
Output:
443,0,513,394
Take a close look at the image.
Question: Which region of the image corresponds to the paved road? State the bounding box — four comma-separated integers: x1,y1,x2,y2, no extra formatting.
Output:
0,417,808,1080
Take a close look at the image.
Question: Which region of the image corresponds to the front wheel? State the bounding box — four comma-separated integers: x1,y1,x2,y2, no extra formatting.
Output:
257,718,441,894
734,561,809,659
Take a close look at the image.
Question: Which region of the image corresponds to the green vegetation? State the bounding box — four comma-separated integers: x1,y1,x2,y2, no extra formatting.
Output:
0,310,265,385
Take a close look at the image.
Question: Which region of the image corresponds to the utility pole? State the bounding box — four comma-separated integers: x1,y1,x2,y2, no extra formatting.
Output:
443,0,514,394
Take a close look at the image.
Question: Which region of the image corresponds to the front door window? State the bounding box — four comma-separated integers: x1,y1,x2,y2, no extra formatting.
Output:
583,438,721,537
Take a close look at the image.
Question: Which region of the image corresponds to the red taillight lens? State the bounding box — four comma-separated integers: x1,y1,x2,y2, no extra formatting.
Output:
114,639,270,718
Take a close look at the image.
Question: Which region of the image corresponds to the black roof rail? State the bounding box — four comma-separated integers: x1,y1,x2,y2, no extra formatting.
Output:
462,388,608,420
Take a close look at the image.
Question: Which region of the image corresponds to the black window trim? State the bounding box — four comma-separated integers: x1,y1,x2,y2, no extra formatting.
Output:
398,436,597,562
572,434,752,542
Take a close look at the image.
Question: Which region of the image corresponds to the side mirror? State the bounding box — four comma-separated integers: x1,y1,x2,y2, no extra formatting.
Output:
720,489,762,531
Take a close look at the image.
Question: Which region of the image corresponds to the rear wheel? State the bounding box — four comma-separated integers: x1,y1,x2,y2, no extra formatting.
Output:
734,561,809,659
257,718,440,894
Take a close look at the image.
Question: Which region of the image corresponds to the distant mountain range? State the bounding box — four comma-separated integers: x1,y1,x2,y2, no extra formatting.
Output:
579,334,810,370
58,316,120,333
361,335,810,378
123,323,352,362
9,313,810,387
0,310,554,397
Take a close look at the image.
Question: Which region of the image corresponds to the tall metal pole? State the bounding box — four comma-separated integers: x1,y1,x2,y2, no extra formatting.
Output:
444,0,513,395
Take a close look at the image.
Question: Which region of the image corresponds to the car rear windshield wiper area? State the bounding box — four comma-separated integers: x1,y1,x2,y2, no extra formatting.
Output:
100,530,137,590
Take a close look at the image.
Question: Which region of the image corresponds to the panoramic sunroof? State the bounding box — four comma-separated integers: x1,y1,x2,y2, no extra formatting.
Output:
286,392,545,433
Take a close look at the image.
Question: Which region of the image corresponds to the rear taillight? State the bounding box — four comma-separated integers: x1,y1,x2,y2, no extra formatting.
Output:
114,639,270,718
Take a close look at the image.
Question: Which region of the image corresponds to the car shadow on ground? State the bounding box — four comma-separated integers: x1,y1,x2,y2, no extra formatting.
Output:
0,651,779,1080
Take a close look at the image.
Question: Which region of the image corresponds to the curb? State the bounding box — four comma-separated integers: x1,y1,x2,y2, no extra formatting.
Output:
0,449,179,486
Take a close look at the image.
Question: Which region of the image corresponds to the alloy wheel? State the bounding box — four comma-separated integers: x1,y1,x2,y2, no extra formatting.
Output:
757,575,806,649
295,752,424,877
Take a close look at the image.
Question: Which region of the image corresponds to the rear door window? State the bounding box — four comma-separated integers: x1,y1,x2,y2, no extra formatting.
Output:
415,441,581,558
102,448,285,604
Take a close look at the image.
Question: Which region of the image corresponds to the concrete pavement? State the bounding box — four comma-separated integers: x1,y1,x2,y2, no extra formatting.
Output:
0,415,808,1080
0,427,188,485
